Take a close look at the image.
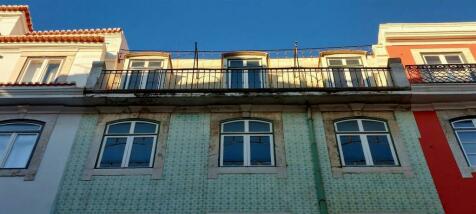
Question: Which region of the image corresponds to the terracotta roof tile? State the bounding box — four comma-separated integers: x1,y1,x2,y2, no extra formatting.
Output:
0,5,33,31
0,35,105,43
27,28,122,35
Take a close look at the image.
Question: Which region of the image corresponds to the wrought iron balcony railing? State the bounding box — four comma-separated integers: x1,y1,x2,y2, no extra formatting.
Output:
406,64,476,84
88,67,399,93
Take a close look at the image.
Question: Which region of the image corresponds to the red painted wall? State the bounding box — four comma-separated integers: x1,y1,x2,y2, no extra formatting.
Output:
386,45,476,213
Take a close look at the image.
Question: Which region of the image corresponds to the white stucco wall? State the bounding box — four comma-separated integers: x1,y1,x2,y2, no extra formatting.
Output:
0,114,81,214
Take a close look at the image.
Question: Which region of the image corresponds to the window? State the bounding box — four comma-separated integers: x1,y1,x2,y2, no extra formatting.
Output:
97,120,159,168
220,119,274,166
19,58,63,83
327,57,366,88
334,118,398,166
452,118,476,167
226,59,265,89
0,121,43,169
422,53,464,64
126,59,165,90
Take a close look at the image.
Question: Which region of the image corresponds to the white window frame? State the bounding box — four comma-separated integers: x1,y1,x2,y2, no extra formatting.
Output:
226,59,263,89
451,118,476,167
219,119,275,167
19,57,64,83
327,57,365,87
125,59,165,90
334,118,399,167
422,53,465,64
96,120,159,168
0,122,42,169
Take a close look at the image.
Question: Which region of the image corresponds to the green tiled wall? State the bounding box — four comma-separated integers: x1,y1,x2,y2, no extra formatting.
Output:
54,113,319,213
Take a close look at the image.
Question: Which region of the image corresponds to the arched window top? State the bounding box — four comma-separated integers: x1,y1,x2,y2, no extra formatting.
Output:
452,118,476,129
0,120,43,133
334,118,388,133
221,119,272,133
106,120,159,135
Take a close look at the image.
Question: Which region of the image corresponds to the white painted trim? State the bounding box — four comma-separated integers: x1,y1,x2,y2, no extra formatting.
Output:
411,48,476,64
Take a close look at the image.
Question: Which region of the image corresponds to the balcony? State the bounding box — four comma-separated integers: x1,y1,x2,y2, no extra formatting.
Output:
406,64,476,84
87,67,406,94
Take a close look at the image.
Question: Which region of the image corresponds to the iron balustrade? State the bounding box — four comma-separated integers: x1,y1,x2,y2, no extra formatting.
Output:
406,64,476,84
90,67,396,93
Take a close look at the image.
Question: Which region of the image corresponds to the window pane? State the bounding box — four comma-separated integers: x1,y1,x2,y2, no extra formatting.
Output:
21,60,42,82
339,135,366,166
99,137,127,168
222,136,243,166
362,120,386,132
250,136,272,166
249,121,271,132
467,154,476,166
328,59,343,66
424,56,442,64
453,120,474,128
245,60,260,67
148,60,163,68
336,120,359,132
462,143,476,155
456,131,476,144
367,135,396,165
130,61,145,68
128,137,154,168
3,134,38,168
445,55,463,64
41,62,61,83
345,59,361,66
107,122,131,134
223,121,245,132
134,122,157,134
0,123,41,132
0,134,11,159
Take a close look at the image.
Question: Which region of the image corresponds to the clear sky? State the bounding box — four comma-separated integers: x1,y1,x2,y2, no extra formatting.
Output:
4,0,476,51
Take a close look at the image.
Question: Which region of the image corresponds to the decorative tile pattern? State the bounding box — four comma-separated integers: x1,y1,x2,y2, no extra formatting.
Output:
313,111,444,214
54,113,319,214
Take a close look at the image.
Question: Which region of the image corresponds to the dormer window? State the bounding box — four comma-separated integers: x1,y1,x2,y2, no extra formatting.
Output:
223,51,268,89
18,58,64,83
125,58,167,90
327,57,365,88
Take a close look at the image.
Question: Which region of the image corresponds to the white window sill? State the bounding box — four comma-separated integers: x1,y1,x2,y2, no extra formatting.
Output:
208,166,287,179
82,168,161,180
332,166,414,177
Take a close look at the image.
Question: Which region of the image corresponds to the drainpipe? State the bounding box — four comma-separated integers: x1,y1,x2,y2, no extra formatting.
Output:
306,105,329,214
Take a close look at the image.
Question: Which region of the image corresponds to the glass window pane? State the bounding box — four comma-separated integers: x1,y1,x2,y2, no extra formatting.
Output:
222,136,243,166
424,56,442,64
249,121,270,132
245,60,260,67
134,122,157,134
147,61,163,68
41,62,61,83
456,131,476,144
462,143,476,154
222,121,245,132
328,59,343,66
0,123,41,132
0,134,11,159
107,122,131,134
3,134,38,168
130,61,145,68
467,154,476,166
453,120,474,128
99,137,127,168
128,137,154,168
345,59,361,66
229,60,244,68
367,135,396,165
336,120,359,132
21,60,42,82
339,135,366,166
445,55,463,64
362,120,387,132
250,136,272,166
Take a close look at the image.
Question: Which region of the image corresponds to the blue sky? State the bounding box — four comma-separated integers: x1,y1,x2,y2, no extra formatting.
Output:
4,0,476,51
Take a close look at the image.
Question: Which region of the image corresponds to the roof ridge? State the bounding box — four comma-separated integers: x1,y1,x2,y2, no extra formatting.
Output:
27,28,123,35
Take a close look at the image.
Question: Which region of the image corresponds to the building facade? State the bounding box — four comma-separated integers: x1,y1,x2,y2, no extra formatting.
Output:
0,4,474,214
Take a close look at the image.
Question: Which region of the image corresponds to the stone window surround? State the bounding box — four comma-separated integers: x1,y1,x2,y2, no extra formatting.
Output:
0,114,58,181
82,113,170,180
208,112,287,179
436,109,476,178
322,111,413,177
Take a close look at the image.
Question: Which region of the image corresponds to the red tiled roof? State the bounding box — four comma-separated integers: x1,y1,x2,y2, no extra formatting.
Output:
0,82,76,87
0,5,33,32
27,28,122,35
0,35,105,43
